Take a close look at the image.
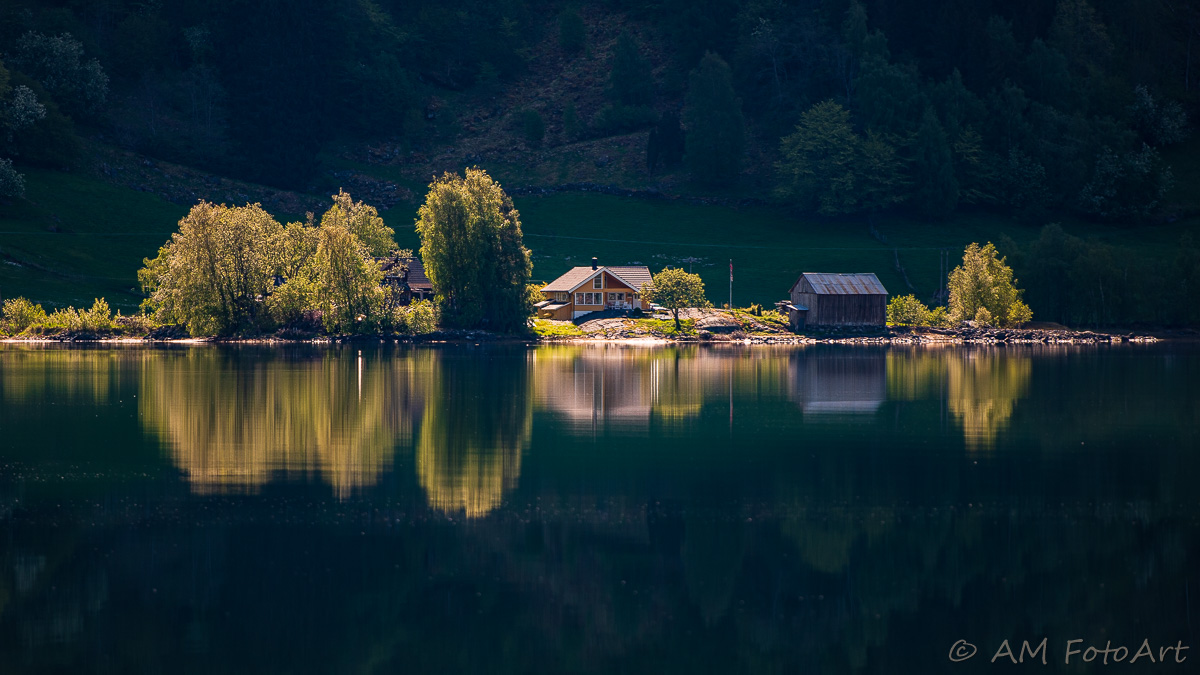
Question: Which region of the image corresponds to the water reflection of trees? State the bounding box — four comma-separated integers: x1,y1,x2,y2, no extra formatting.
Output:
887,347,1032,451
141,348,434,498
0,346,128,404
416,352,531,518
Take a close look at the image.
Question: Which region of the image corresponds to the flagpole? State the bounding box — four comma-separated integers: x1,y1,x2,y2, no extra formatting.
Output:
728,259,732,310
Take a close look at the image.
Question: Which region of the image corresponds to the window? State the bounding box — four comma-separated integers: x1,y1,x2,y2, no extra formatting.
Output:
557,292,568,302
593,276,603,289
575,293,582,305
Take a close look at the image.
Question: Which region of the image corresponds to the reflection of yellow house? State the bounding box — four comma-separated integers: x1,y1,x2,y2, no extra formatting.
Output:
141,349,433,498
533,345,791,432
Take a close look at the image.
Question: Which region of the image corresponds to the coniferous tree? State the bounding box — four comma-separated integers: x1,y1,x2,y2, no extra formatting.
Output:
558,7,586,56
911,107,959,218
609,31,653,106
683,52,744,185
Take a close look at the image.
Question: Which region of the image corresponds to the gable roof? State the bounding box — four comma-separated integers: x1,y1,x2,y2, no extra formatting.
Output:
543,265,652,293
379,256,433,291
605,266,652,290
404,257,432,291
791,272,887,295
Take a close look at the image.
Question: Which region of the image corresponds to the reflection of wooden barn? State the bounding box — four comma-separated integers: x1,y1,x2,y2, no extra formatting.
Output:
788,350,885,415
785,273,888,330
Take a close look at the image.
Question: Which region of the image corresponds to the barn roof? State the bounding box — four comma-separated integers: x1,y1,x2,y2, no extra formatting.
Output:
791,273,887,295
543,265,652,293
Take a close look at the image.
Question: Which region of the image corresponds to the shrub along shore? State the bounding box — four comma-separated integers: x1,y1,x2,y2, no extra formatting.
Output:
0,297,1159,345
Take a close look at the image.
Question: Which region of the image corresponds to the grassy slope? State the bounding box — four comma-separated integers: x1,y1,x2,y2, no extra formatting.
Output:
2,165,1194,313
0,168,187,310
516,193,1197,307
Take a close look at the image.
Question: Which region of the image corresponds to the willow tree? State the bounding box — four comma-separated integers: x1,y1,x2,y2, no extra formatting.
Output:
139,201,281,336
415,168,532,331
320,188,396,257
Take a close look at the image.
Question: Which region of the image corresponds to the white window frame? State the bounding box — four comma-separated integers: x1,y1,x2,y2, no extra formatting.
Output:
593,276,603,289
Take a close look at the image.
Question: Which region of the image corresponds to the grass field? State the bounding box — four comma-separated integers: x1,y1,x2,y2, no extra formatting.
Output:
2,166,1195,312
0,168,187,310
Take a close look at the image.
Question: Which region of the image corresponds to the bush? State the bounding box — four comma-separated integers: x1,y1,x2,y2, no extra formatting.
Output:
78,297,113,331
1,296,47,333
591,103,656,136
0,158,25,199
114,311,156,335
404,299,439,335
44,307,81,331
558,8,586,55
887,294,932,326
927,306,951,327
562,102,584,141
521,109,545,147
974,306,993,326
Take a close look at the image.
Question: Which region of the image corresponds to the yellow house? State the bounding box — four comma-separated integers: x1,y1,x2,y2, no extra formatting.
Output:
536,258,653,320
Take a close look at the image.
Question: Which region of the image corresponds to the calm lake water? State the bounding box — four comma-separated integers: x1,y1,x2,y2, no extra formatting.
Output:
0,343,1198,673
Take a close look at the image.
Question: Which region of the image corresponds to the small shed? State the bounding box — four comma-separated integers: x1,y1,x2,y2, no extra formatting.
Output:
788,273,888,328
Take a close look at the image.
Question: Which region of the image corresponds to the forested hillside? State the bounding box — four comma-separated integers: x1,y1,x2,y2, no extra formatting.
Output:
1,0,1199,325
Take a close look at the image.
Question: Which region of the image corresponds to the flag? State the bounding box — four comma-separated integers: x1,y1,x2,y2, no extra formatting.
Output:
729,260,733,282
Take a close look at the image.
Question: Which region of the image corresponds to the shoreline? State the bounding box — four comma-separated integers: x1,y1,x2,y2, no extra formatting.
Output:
0,326,1173,346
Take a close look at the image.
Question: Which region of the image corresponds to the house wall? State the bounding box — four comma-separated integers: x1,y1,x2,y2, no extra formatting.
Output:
540,271,649,320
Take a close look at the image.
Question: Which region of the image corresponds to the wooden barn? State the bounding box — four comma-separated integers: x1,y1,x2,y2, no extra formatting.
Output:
785,273,888,330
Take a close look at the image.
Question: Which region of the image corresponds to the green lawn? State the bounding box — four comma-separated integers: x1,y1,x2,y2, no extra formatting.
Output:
2,166,1194,313
516,193,1196,307
0,168,187,310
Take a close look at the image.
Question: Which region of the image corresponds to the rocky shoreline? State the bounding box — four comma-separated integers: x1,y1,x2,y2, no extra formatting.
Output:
0,324,1167,346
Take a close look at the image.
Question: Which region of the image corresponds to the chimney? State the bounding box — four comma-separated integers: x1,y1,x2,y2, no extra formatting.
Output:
591,256,598,270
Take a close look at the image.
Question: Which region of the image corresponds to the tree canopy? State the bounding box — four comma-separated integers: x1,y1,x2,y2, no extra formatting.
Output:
139,192,427,337
643,267,710,330
683,52,744,186
415,168,533,332
947,242,1033,327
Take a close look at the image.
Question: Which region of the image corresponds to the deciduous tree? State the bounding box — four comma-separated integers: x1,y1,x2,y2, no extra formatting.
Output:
644,267,710,330
415,168,533,331
947,242,1033,327
139,202,281,336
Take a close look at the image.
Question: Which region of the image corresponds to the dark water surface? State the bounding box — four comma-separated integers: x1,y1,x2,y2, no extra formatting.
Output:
1,343,1198,673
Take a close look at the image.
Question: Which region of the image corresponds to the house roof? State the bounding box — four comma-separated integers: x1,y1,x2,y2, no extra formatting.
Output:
405,258,432,291
379,256,433,291
605,266,652,290
542,265,652,293
542,267,599,292
791,273,887,295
